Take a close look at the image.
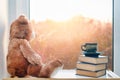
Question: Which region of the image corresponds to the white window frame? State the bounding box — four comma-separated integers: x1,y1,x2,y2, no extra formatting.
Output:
114,0,120,76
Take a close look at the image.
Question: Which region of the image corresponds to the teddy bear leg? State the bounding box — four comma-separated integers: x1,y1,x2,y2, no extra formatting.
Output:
27,64,42,77
7,67,16,78
8,67,27,78
39,59,63,78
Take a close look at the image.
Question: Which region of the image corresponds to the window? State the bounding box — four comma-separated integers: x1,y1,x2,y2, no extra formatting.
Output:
30,0,112,70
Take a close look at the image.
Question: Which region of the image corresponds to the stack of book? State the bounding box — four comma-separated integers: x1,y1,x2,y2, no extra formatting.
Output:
76,55,108,77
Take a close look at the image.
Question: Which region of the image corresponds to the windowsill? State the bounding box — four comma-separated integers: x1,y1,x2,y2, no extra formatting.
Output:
3,69,120,80
51,69,120,78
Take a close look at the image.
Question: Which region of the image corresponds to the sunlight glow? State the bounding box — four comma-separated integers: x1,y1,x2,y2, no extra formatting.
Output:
30,0,112,22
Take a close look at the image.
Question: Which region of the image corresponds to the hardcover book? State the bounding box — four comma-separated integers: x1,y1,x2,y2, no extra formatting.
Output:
76,62,107,71
79,55,108,64
76,69,106,77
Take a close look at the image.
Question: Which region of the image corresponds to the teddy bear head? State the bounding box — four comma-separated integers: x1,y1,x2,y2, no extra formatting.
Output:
9,15,34,41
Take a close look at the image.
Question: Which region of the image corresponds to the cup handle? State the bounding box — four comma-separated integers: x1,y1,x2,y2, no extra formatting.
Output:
81,45,86,51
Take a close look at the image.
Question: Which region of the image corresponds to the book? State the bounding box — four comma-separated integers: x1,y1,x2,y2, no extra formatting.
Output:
76,69,106,77
78,55,108,64
76,62,106,71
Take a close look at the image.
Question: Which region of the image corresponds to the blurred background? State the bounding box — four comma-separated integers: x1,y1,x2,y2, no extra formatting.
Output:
30,0,112,70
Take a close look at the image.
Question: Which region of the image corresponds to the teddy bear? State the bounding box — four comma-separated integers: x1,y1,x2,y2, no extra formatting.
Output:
7,15,63,78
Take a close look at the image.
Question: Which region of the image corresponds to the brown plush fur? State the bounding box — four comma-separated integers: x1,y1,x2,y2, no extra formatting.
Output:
7,15,63,78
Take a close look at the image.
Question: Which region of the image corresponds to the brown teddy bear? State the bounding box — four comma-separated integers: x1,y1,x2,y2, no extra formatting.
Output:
7,15,63,78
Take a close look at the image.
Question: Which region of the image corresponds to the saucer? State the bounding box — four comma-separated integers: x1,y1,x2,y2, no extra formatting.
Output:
83,52,101,57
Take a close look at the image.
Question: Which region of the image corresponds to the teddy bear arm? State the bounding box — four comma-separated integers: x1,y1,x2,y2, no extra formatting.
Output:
20,40,42,65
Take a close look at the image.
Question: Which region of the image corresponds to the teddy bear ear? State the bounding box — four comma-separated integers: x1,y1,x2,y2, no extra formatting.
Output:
18,14,27,20
16,14,29,22
18,14,26,18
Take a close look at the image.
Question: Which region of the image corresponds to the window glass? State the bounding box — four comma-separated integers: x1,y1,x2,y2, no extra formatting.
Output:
30,0,112,70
